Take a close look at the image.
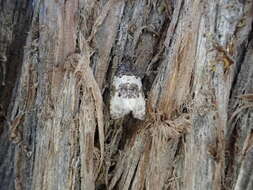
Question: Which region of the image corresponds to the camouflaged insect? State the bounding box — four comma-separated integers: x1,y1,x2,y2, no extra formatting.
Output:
110,62,146,120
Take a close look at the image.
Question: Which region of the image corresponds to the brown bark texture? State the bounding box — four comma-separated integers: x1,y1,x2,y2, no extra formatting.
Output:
0,0,253,190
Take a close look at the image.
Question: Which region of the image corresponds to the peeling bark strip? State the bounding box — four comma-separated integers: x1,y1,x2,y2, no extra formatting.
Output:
0,0,253,190
66,52,105,178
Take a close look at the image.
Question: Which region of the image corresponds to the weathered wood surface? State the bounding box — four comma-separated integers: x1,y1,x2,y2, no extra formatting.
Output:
0,0,252,190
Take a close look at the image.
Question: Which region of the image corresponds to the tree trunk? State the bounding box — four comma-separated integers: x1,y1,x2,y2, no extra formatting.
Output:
0,0,253,190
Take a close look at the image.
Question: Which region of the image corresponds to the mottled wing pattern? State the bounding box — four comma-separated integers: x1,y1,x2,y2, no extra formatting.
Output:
110,75,146,120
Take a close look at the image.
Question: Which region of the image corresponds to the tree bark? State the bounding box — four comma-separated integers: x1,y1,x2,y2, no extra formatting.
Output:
0,0,252,190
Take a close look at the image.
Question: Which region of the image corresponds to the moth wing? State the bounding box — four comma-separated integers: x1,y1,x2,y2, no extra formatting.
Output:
132,95,146,120
110,95,129,119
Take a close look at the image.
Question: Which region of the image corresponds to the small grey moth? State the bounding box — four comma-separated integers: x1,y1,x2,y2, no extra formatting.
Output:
110,75,146,120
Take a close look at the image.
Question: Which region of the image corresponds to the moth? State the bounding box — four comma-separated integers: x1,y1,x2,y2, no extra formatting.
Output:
110,63,146,120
